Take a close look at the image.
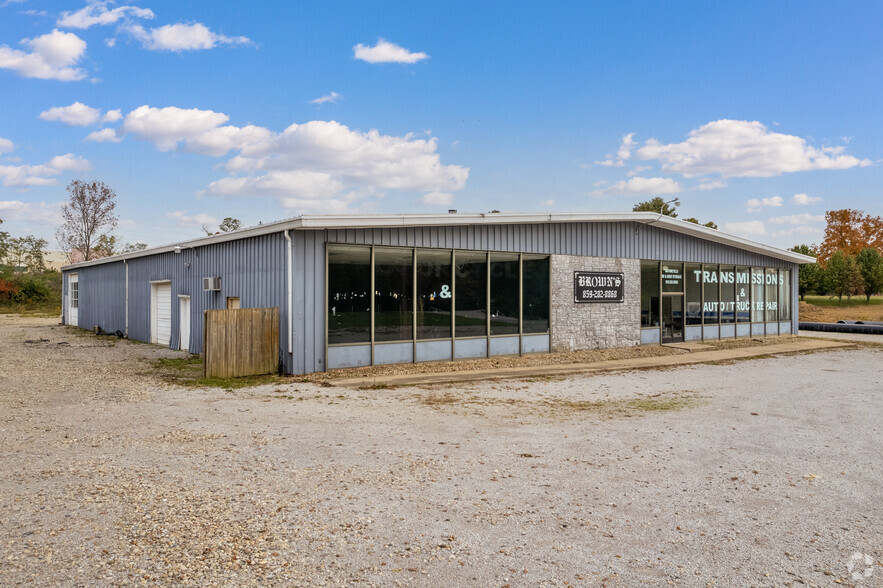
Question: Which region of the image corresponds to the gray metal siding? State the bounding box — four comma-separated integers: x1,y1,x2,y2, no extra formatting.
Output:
74,261,126,333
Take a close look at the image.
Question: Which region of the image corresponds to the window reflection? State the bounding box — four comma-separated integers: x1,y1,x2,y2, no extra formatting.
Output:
416,249,452,339
522,255,550,334
454,251,487,337
490,253,519,335
374,247,413,342
327,245,371,344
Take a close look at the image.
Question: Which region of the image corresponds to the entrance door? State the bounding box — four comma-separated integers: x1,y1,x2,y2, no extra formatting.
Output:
179,296,191,352
661,295,684,343
151,282,172,346
68,273,79,327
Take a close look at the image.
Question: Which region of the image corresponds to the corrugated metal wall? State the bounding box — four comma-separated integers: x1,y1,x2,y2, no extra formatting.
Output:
63,220,800,376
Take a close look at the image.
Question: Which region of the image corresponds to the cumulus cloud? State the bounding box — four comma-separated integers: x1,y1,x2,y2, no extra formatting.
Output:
791,192,821,205
772,225,822,238
595,133,635,167
0,200,62,224
353,39,428,64
0,29,87,81
722,220,766,237
636,119,872,178
57,2,155,28
0,153,89,187
592,176,682,197
421,191,453,206
767,213,825,225
128,22,251,51
85,128,122,143
39,101,102,126
310,91,343,105
746,195,783,213
0,137,14,154
695,178,727,191
167,210,217,227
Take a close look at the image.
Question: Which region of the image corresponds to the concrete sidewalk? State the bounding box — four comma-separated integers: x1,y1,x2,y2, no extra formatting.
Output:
328,338,855,388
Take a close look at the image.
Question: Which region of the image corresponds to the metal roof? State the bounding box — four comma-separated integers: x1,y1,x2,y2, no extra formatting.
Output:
61,211,816,270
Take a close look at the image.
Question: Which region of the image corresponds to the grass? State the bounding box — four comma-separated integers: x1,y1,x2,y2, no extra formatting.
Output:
0,303,61,316
152,356,284,389
802,295,883,308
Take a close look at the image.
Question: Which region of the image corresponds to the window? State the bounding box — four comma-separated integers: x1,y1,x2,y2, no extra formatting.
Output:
70,280,79,308
735,266,750,322
522,255,550,334
685,263,702,325
454,251,487,337
416,249,452,339
641,261,660,327
720,266,735,324
661,262,683,293
490,253,519,335
779,270,792,321
327,245,371,344
703,264,719,324
751,267,765,322
374,247,413,342
765,268,778,322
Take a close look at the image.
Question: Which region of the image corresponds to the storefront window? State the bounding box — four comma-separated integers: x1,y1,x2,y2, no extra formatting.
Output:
685,263,702,326
489,253,520,335
703,264,719,324
736,266,751,322
374,247,413,342
454,251,487,337
720,266,735,324
661,262,683,293
522,255,550,334
327,245,371,344
751,267,765,322
765,268,778,322
416,249,452,339
641,261,660,327
780,269,792,321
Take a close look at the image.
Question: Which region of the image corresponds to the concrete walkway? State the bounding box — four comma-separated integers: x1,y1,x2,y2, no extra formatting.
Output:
798,329,883,344
329,338,855,388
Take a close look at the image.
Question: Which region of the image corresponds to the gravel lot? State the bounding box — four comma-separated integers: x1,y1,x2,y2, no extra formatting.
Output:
1,315,881,587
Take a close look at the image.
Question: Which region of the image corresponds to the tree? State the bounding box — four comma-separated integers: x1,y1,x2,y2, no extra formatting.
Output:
684,217,718,230
633,197,678,217
818,209,883,263
824,250,863,302
121,242,148,253
94,235,149,257
56,180,119,262
0,218,8,264
790,244,822,299
4,236,47,273
203,217,243,236
856,247,883,302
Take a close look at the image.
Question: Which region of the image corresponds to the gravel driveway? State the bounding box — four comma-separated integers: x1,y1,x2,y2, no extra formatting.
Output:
1,315,881,587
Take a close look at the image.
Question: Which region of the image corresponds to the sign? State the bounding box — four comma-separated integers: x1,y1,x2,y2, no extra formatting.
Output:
574,271,624,303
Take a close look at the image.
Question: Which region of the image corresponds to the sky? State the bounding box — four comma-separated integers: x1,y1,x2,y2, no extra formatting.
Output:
1,0,881,251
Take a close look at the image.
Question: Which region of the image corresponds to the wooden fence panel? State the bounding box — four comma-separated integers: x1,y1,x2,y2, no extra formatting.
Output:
204,307,279,378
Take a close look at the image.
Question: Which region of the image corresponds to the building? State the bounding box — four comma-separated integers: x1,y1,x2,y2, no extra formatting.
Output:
60,212,814,375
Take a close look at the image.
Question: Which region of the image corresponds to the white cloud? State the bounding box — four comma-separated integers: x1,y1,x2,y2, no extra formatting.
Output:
0,29,87,81
540,198,555,207
592,176,682,197
722,220,766,237
791,192,821,206
636,119,872,178
0,137,14,154
421,191,453,206
102,109,122,123
0,153,89,187
626,165,651,177
746,195,784,213
595,133,635,167
353,38,428,64
0,200,62,224
39,101,101,126
311,91,342,105
695,178,727,191
772,225,822,238
128,22,250,51
85,128,122,143
767,213,825,225
57,2,154,29
167,210,217,227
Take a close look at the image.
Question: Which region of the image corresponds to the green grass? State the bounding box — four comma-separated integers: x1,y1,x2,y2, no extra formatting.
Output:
0,302,61,316
151,356,284,389
803,295,883,308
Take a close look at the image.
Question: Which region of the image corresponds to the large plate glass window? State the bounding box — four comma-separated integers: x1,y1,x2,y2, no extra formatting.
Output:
685,263,702,325
661,262,683,293
720,266,736,323
327,245,371,344
374,247,413,342
490,253,519,335
751,267,765,322
522,255,550,334
640,261,660,327
454,251,487,337
765,268,778,321
779,269,792,321
735,266,751,322
416,249,452,339
703,264,719,324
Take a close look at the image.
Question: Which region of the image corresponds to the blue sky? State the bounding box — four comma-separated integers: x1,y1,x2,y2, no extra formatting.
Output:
1,0,880,250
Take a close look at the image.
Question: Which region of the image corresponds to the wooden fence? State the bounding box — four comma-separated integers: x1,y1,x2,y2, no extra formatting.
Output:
204,307,279,379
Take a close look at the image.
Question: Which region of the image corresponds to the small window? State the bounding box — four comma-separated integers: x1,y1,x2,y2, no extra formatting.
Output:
685,264,701,326
70,281,79,308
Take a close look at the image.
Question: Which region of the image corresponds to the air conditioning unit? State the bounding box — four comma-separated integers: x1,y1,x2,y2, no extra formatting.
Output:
203,276,222,291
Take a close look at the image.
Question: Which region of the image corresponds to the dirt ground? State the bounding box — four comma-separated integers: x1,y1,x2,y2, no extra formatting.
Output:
1,315,881,587
799,300,883,323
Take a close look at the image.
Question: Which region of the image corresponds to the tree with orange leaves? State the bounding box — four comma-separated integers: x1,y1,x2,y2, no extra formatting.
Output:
817,209,883,263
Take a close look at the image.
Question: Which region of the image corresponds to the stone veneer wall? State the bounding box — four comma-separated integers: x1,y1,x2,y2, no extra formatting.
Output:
550,254,641,352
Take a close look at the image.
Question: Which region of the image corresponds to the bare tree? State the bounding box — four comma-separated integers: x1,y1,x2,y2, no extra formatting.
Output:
56,180,119,262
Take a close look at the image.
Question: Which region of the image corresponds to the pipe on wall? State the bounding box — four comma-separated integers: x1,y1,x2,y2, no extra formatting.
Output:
284,229,293,354
123,259,129,337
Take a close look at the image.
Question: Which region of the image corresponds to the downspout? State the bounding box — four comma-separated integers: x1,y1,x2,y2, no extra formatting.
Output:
283,230,293,355
123,259,129,337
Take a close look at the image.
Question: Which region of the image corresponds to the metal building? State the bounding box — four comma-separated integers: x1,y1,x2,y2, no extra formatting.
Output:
61,212,814,375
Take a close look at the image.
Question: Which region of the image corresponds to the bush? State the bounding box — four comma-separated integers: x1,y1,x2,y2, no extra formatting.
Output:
0,277,18,302
11,276,51,303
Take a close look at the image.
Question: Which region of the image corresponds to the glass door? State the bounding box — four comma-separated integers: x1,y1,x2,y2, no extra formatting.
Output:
661,295,684,343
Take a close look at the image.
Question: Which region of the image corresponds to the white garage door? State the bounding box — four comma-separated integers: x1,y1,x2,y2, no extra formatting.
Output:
151,282,172,346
